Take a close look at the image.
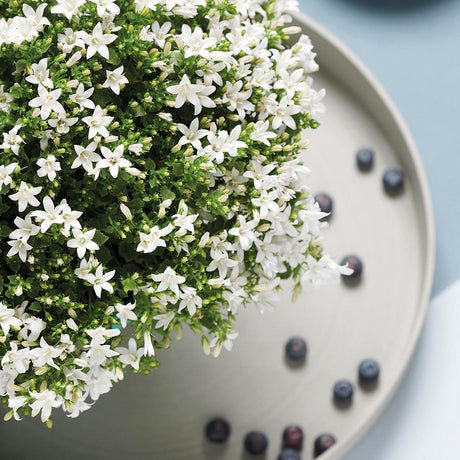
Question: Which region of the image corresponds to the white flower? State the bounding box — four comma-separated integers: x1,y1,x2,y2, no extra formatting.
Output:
28,85,65,120
137,224,173,253
36,155,62,181
86,342,118,366
180,24,216,60
7,237,33,262
83,23,118,60
173,204,198,236
30,196,65,233
58,200,83,230
251,190,280,219
85,264,115,297
31,337,61,370
82,105,113,139
95,144,132,178
166,74,216,116
102,65,128,95
51,0,86,21
222,80,255,119
116,338,144,370
72,142,101,172
58,28,86,53
0,303,22,336
0,85,13,113
86,326,120,345
89,0,121,17
228,215,258,250
178,286,202,316
271,96,300,130
2,343,31,374
115,302,137,328
143,331,155,357
48,115,78,134
8,395,28,420
22,3,50,32
274,68,306,99
250,121,277,146
29,389,62,423
25,58,54,88
150,21,171,47
9,182,42,212
0,125,24,155
0,162,18,189
177,118,208,149
67,228,99,258
153,311,175,330
151,267,186,296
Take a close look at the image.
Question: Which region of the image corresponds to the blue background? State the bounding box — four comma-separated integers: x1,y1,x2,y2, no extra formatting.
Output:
301,0,460,296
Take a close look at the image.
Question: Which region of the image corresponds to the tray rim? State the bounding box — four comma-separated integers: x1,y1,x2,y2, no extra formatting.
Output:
294,12,436,459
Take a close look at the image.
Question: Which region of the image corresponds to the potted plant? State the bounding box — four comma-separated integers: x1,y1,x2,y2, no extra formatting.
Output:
0,0,349,424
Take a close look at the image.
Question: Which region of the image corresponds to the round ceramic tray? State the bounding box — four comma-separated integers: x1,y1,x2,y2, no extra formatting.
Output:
0,14,435,460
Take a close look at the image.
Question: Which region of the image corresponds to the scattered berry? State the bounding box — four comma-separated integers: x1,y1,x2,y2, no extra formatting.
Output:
356,148,374,171
278,448,301,460
282,425,304,450
383,168,404,195
285,337,307,361
314,434,336,457
314,193,333,214
333,380,354,402
358,359,380,383
244,431,269,455
205,418,231,443
340,255,363,280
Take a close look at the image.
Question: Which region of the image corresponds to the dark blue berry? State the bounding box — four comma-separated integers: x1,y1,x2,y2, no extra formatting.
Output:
383,168,404,194
314,193,333,214
282,425,304,450
314,434,336,457
356,148,374,171
244,431,269,455
358,359,380,383
278,449,301,460
285,337,307,361
205,418,231,443
333,380,353,402
340,255,363,280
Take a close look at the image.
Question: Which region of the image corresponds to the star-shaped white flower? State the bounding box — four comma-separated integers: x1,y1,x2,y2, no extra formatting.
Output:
82,105,113,139
0,125,24,155
29,389,62,423
114,302,137,328
83,23,117,60
28,85,65,120
0,302,22,336
151,267,186,296
70,83,95,110
30,196,64,233
72,142,101,172
95,144,132,178
102,65,128,95
67,228,100,259
115,338,144,371
0,162,18,189
36,155,62,181
51,0,86,21
7,237,33,262
9,182,42,212
85,264,115,298
25,58,53,88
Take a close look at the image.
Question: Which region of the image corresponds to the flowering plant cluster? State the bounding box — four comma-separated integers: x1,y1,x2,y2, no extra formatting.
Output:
0,0,349,423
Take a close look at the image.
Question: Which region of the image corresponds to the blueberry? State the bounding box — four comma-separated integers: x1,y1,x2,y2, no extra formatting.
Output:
358,359,380,383
356,148,374,171
314,193,333,214
340,255,363,280
278,449,301,460
314,434,336,457
244,431,269,455
205,418,231,443
383,168,404,195
285,337,307,361
282,425,304,450
333,380,353,402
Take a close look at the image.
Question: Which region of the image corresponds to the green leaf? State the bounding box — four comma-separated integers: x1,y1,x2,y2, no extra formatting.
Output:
93,230,109,246
107,49,121,66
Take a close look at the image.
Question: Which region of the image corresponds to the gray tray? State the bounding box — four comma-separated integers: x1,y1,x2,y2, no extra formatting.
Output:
0,13,435,460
